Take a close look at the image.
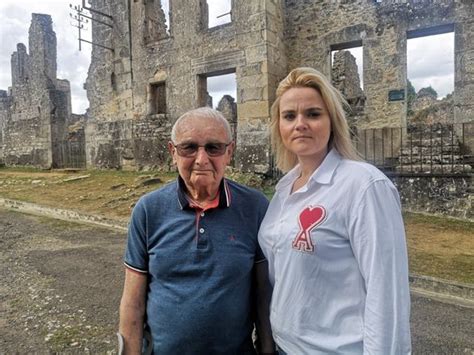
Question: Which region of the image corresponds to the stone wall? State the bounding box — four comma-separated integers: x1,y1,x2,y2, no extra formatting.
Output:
0,91,10,165
0,14,74,169
284,0,473,128
331,50,366,125
85,0,287,172
393,176,473,220
84,0,472,172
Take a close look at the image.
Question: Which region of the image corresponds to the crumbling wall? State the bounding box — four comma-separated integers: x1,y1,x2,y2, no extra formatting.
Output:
2,14,73,169
393,176,473,220
86,0,287,172
332,50,364,100
0,90,11,165
217,95,237,142
331,50,365,125
84,0,472,173
283,0,471,129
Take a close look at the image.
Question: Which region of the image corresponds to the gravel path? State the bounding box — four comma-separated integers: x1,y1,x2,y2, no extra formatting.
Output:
1,207,473,354
0,207,126,353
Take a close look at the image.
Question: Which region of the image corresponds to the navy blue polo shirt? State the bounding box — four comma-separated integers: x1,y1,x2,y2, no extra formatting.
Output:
124,177,269,354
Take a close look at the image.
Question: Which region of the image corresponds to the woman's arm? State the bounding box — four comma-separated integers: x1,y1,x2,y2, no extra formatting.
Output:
348,179,412,354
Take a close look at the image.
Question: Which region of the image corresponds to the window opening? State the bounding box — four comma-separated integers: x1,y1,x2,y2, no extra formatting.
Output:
111,72,117,92
161,0,170,34
150,82,166,114
407,31,454,105
197,71,237,142
144,0,169,43
207,0,231,28
207,72,236,109
330,43,365,118
331,45,363,90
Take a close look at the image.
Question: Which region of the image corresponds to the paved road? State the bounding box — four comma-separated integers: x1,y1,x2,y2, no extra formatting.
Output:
0,207,473,353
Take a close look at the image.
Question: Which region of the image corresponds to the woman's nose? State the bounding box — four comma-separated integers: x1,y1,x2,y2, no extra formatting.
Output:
295,114,308,130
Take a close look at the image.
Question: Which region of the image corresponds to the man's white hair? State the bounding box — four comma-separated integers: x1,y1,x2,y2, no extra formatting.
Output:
171,107,232,143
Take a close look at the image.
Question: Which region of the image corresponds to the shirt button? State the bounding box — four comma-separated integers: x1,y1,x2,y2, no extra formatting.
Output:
199,228,205,234
200,212,205,217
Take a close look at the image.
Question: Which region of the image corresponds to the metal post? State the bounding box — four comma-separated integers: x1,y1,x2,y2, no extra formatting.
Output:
420,126,423,173
410,128,413,173
451,123,454,173
372,129,376,165
430,124,433,173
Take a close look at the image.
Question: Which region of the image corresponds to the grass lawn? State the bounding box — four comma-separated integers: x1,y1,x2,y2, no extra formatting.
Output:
0,167,472,284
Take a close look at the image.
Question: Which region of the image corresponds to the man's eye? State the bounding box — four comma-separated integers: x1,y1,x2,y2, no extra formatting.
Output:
181,144,197,151
206,144,219,151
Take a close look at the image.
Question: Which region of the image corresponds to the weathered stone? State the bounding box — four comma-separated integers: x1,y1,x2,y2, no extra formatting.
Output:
0,14,86,169
1,0,472,179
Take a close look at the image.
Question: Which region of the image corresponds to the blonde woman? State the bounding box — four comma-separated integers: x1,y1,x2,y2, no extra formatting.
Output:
258,67,411,354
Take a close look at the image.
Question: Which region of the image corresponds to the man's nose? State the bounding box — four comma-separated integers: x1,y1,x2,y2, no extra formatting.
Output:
194,146,210,164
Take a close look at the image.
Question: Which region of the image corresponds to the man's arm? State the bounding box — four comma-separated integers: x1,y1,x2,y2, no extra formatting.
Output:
119,268,148,355
254,260,276,354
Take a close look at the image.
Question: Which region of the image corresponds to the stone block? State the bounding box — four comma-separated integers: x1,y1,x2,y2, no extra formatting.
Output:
238,101,269,119
245,45,268,64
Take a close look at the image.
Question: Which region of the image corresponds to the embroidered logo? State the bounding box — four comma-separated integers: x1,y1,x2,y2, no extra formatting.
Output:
292,205,326,253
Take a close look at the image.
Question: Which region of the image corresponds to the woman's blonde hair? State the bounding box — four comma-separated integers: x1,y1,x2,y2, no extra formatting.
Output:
270,67,361,172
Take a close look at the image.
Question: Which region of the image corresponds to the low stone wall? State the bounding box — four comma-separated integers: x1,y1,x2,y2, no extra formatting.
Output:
392,175,473,220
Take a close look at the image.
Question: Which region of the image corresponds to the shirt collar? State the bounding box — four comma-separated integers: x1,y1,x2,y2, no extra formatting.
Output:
176,176,231,210
275,149,342,191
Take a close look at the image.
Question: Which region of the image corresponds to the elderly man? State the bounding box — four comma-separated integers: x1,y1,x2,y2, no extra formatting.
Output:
119,107,275,354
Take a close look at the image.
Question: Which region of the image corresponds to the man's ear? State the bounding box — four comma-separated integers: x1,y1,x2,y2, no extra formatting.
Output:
226,141,235,164
168,141,177,164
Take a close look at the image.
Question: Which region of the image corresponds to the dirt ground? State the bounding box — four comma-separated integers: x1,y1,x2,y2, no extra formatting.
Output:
0,208,125,353
0,167,472,284
2,208,474,354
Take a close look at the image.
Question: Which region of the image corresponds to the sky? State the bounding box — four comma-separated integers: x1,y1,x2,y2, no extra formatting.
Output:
333,32,454,99
0,1,453,116
0,0,92,114
407,32,454,98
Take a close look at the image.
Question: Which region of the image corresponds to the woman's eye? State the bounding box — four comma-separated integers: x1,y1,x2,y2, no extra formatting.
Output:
308,111,320,118
282,113,295,120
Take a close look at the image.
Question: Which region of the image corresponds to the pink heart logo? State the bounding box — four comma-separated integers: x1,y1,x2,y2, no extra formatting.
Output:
292,206,326,253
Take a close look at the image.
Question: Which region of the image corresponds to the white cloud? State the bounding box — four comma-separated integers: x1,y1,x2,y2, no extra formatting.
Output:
0,0,91,114
207,73,236,108
207,0,231,27
408,32,454,98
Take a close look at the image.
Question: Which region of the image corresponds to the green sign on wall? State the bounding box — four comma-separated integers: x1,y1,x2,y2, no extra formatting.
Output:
388,89,405,102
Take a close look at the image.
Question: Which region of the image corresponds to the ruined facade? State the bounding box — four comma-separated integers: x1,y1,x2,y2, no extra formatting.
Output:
0,14,75,168
85,0,286,171
84,0,473,172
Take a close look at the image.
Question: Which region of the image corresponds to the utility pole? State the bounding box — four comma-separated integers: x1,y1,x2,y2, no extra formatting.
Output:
69,1,114,52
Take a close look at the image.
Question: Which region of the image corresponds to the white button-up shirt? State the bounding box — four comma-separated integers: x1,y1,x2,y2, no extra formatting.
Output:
258,149,411,354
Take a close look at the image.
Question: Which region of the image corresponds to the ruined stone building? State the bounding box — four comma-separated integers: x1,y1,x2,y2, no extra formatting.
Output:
84,0,473,173
0,14,85,169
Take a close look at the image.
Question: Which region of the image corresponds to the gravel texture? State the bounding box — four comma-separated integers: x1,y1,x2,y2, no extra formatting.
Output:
0,207,126,353
1,207,473,354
